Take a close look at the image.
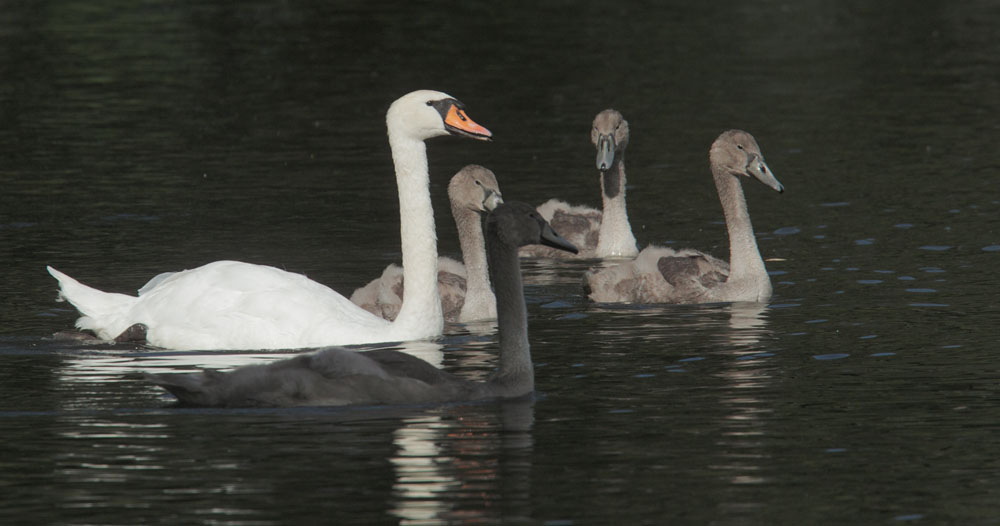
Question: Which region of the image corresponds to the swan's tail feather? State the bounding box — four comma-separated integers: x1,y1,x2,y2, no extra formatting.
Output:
46,266,138,338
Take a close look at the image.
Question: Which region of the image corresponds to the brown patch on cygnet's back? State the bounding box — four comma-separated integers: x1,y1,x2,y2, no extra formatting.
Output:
654,254,729,302
658,255,728,286
657,257,701,287
437,271,467,322
389,271,467,322
550,209,600,239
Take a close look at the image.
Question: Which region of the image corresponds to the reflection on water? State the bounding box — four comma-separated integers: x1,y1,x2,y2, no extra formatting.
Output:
391,416,452,523
713,303,774,492
58,339,445,380
390,401,534,524
727,302,767,335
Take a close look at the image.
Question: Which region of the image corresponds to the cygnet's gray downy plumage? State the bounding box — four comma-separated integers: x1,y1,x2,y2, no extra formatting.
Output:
585,130,783,304
350,165,504,323
145,202,578,408
521,109,639,259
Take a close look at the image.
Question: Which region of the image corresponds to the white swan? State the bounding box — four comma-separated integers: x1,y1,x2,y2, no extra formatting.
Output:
143,202,578,407
47,90,492,350
585,129,783,304
521,109,638,258
350,164,503,323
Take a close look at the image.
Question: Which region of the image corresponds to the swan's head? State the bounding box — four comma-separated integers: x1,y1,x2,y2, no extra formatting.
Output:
486,201,578,254
591,109,629,172
711,129,784,193
386,90,492,142
449,164,504,214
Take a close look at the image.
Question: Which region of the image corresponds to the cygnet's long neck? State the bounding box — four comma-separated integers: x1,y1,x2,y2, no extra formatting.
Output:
388,131,443,333
597,158,638,257
485,237,532,396
451,202,496,319
712,166,771,300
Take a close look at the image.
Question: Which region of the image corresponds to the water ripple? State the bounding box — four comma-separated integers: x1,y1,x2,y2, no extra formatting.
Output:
773,226,800,236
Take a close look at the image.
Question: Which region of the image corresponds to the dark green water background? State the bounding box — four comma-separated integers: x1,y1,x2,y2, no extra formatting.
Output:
1,1,998,524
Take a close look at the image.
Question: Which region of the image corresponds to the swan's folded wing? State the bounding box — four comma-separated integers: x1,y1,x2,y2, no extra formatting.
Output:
364,349,459,386
656,252,729,288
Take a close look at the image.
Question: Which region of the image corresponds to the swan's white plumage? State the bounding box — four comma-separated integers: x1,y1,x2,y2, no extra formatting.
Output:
49,261,394,350
47,90,491,351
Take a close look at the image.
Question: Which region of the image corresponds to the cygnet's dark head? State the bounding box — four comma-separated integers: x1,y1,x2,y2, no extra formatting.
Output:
487,202,578,254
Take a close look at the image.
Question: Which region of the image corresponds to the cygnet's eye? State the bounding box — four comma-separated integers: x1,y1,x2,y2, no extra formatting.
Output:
736,144,744,150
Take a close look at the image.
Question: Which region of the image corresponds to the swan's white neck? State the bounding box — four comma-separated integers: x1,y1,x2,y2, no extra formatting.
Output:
596,159,638,258
452,203,496,321
387,131,444,336
713,168,772,302
486,238,532,396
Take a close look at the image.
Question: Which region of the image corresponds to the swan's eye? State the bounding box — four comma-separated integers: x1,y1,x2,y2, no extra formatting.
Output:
426,101,433,106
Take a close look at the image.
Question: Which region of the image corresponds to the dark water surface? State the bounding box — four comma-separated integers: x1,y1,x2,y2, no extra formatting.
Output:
2,1,999,524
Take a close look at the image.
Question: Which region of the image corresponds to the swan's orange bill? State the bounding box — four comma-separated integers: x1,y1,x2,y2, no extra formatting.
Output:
445,105,492,140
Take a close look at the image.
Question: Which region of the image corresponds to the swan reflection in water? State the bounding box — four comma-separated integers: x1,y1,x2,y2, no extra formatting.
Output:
390,399,534,524
55,340,445,387
726,301,770,344
711,301,776,499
